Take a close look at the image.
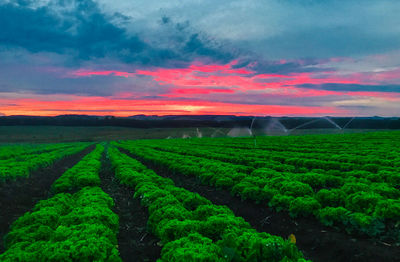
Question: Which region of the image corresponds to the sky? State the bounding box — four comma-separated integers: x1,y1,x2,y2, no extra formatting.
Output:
0,0,400,117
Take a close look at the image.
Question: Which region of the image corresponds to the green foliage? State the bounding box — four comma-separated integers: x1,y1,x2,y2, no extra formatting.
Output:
323,175,344,188
362,163,380,173
215,176,235,188
341,182,370,194
370,183,400,199
280,181,314,197
289,197,321,218
218,231,307,262
374,199,400,220
0,142,91,181
0,187,121,262
115,131,400,240
250,168,281,179
316,189,345,207
241,185,268,203
192,205,233,221
347,213,385,237
295,173,326,189
345,192,383,214
269,194,295,212
265,175,289,188
158,219,201,243
200,214,250,241
52,144,104,193
160,233,226,262
318,207,351,227
109,146,306,262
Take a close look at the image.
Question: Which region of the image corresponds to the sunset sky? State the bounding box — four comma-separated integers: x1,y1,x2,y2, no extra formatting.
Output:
1,0,400,116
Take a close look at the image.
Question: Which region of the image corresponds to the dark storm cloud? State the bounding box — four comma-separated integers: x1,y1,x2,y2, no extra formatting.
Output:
184,34,234,62
0,0,233,67
0,1,145,59
298,83,400,93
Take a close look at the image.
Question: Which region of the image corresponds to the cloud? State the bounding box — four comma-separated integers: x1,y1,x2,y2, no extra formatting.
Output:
0,0,234,67
239,58,327,74
298,83,400,93
0,96,344,117
95,0,400,60
0,1,142,58
165,88,235,96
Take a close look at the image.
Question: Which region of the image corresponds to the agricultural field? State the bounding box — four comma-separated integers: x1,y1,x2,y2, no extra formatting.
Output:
0,131,399,261
0,126,233,143
0,125,384,143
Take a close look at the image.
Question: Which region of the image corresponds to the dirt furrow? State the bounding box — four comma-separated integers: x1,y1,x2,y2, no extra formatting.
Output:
99,151,161,262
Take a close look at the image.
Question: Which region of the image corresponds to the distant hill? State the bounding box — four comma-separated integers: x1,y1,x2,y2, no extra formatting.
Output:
0,115,400,129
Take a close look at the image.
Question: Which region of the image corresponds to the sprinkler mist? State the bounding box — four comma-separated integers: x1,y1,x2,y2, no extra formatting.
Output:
249,117,290,148
288,117,342,134
227,127,252,137
343,117,355,129
264,118,288,135
323,116,342,130
211,128,226,137
250,117,257,148
196,128,203,138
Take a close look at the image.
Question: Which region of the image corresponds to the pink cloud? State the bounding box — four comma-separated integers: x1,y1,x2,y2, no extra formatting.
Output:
66,60,400,104
166,88,235,96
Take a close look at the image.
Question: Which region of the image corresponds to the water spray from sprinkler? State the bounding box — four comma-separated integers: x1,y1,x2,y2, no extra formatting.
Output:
343,117,355,129
211,128,225,137
288,117,342,134
182,133,191,139
265,118,288,135
196,128,203,138
323,116,342,130
250,117,257,148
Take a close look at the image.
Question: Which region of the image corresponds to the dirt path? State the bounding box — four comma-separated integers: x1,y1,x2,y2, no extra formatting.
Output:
120,149,400,262
0,145,94,252
99,151,161,262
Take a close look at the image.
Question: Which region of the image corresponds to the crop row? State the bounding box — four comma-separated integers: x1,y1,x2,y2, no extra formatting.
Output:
0,143,91,182
139,142,399,182
147,142,400,187
108,146,307,261
117,141,400,240
0,143,81,160
0,144,122,261
191,132,400,157
172,132,400,161
139,136,399,172
52,144,104,193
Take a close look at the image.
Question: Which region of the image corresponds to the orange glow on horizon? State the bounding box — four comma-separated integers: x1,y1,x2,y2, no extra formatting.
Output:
0,97,345,117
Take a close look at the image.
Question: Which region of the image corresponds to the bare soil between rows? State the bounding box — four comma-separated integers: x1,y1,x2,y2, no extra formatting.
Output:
0,145,95,253
120,148,400,262
99,151,161,262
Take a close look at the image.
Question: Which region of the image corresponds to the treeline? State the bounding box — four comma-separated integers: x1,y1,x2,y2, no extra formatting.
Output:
0,115,400,129
0,116,240,128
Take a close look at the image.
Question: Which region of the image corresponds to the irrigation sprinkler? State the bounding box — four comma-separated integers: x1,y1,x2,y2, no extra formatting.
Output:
250,117,258,148
287,117,342,134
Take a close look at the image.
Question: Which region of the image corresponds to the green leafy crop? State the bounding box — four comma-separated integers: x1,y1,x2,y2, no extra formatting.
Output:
0,187,121,262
